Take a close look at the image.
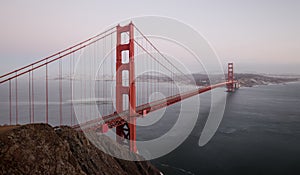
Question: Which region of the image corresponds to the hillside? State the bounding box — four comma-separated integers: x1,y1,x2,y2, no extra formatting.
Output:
136,73,299,87
0,124,161,175
234,73,299,87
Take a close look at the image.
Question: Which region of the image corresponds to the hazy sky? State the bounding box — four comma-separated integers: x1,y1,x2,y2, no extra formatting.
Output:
0,0,299,74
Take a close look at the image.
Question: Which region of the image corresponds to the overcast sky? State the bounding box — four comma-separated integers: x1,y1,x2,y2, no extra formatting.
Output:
0,0,299,74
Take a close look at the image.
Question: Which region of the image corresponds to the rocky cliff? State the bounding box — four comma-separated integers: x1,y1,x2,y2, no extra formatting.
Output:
0,124,160,175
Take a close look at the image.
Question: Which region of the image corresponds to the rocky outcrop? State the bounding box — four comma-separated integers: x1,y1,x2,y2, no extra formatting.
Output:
0,124,160,175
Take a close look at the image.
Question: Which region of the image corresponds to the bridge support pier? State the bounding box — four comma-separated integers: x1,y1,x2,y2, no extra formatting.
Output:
115,23,137,153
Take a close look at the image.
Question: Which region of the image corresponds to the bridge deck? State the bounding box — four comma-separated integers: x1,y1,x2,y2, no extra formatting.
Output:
74,81,234,131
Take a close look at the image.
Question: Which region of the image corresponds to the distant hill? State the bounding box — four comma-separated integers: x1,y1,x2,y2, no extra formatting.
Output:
136,73,300,87
232,73,299,87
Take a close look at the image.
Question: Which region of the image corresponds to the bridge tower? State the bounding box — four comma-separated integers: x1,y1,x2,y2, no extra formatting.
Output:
227,62,234,92
115,22,137,153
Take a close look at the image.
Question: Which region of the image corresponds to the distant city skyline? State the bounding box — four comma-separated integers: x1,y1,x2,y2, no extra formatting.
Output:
0,0,299,74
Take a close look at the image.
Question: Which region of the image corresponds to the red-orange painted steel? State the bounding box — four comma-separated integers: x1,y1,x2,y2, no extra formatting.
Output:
115,23,137,153
0,31,116,84
74,81,234,131
0,26,116,80
227,63,234,92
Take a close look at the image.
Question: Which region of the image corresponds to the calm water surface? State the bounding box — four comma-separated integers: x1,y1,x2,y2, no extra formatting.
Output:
151,82,300,175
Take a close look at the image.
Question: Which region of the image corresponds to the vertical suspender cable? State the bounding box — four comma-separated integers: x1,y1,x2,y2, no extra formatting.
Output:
138,34,140,104
46,61,48,124
83,52,85,122
92,42,95,117
80,68,83,121
29,71,31,123
59,58,62,125
32,66,34,123
15,72,18,124
111,34,114,114
70,53,73,126
89,46,92,120
9,80,12,125
146,39,149,103
102,33,105,112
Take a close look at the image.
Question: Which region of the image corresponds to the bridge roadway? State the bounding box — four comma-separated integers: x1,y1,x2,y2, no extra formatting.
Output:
73,81,235,132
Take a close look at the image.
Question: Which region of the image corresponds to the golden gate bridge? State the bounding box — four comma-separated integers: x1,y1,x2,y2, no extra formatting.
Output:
0,22,238,153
